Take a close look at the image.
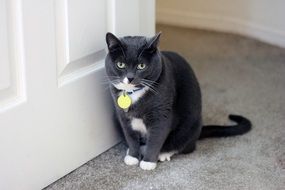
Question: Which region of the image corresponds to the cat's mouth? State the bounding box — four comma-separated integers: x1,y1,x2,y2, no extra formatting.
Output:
112,82,141,92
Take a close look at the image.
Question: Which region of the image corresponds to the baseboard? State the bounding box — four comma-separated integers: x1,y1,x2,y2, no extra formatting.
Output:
157,9,285,48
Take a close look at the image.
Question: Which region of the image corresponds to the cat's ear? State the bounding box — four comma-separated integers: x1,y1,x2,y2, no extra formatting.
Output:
145,32,161,53
106,32,122,51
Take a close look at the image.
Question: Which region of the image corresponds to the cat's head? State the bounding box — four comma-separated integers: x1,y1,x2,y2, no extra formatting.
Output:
105,32,162,92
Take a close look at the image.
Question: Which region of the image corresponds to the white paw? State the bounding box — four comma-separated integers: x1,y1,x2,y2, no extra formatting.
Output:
124,155,139,166
158,152,176,162
139,160,157,170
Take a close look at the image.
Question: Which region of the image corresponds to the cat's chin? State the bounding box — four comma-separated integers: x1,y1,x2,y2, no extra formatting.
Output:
113,82,140,92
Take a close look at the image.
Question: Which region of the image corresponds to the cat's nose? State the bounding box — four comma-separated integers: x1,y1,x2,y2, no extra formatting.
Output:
127,77,134,82
126,73,134,83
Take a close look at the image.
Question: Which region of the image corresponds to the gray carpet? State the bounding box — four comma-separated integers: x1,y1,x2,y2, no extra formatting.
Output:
44,25,285,190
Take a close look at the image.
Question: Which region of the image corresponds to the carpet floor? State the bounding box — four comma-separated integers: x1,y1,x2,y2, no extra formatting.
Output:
44,24,285,190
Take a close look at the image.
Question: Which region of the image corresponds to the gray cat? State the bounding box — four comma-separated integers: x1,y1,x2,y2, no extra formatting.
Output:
105,32,251,170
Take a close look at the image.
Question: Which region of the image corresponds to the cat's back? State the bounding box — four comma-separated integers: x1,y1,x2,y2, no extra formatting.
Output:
161,51,197,82
161,51,201,111
161,51,186,65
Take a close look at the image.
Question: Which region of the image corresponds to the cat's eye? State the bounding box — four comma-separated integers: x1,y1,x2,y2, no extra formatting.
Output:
137,63,146,70
116,62,126,69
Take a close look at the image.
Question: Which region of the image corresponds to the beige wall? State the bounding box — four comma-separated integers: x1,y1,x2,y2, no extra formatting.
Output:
156,0,285,48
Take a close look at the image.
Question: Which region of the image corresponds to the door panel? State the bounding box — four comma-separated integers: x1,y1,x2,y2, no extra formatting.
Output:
0,0,10,90
55,0,107,88
67,0,106,61
0,0,26,113
0,0,154,189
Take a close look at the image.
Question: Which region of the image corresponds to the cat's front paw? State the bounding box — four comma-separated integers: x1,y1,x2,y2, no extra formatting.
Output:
139,160,157,170
124,155,139,165
124,149,139,166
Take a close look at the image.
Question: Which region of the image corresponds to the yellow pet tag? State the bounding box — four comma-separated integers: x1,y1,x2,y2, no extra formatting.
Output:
117,92,132,109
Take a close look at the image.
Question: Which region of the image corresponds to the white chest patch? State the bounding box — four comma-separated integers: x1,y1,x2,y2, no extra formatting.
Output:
129,87,149,104
131,118,147,135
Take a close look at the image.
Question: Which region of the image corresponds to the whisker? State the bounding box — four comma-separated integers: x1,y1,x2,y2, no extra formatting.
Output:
101,79,119,82
103,85,112,92
141,81,158,95
101,75,121,84
142,79,159,85
101,76,121,80
100,79,119,85
142,81,158,91
100,79,117,83
102,75,120,78
145,86,158,95
141,81,159,90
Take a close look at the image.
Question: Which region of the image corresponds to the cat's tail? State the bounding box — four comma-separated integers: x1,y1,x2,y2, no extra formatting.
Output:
199,114,251,139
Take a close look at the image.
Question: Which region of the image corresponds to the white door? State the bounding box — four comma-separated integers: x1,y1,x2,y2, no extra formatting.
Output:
0,0,155,189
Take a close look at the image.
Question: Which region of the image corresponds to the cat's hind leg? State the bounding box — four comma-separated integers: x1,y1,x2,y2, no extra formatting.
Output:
158,151,177,162
161,118,201,157
159,141,195,162
181,142,196,154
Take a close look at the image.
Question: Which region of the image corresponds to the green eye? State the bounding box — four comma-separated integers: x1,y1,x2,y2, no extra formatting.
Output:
137,63,146,70
116,62,126,69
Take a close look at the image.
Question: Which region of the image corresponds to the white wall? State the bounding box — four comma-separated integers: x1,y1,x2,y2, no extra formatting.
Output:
156,0,285,48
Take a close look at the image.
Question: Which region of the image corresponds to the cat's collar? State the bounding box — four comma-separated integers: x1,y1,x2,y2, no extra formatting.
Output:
126,88,143,95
